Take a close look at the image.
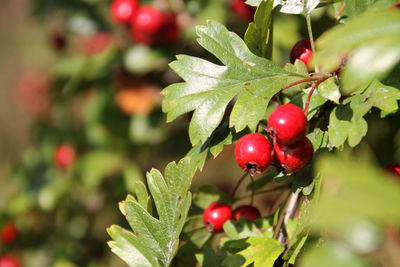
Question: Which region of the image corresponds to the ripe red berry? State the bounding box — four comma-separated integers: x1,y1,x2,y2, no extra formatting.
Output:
54,144,76,169
203,202,233,232
111,0,139,24
290,38,313,70
0,255,20,267
131,6,164,45
235,133,273,175
384,163,400,178
161,13,180,43
230,0,256,21
274,136,314,174
0,222,18,245
267,104,307,145
233,205,261,222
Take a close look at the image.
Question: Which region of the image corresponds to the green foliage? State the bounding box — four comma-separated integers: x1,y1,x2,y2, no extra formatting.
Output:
162,20,307,146
107,158,193,267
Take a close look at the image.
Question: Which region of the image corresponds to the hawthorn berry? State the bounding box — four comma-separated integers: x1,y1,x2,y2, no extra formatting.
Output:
290,38,313,70
0,255,20,267
54,144,76,169
267,104,307,145
274,136,314,174
235,133,273,175
131,6,164,45
233,205,261,222
230,0,256,21
111,0,139,24
384,163,400,178
0,222,18,245
203,202,233,232
161,13,180,43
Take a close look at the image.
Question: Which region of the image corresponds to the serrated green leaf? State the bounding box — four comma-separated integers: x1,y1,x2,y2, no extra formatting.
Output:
133,181,149,210
162,21,301,145
108,158,193,267
317,77,340,104
328,94,372,148
316,10,400,94
363,79,400,117
283,61,310,97
223,218,267,240
245,0,274,59
290,89,327,120
307,128,329,151
237,237,284,267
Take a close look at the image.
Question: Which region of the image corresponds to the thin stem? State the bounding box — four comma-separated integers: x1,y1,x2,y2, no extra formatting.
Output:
329,3,346,28
281,77,322,92
230,173,248,203
303,76,330,117
306,14,318,73
250,175,255,206
236,184,289,201
273,191,291,240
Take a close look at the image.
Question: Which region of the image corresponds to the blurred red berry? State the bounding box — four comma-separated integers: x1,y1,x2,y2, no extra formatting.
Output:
161,13,180,43
111,0,139,24
54,144,76,169
0,255,20,267
230,0,256,20
13,70,51,118
81,32,116,56
131,6,164,45
290,38,313,70
384,163,400,179
233,205,261,222
0,223,18,245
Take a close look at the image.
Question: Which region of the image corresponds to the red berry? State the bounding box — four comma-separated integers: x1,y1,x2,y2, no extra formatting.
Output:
0,223,18,245
230,0,256,20
0,255,20,267
233,205,261,222
54,144,76,169
267,104,307,145
235,133,273,175
290,38,313,70
384,163,400,178
274,136,314,174
131,6,164,45
203,202,233,232
111,0,139,24
161,13,180,43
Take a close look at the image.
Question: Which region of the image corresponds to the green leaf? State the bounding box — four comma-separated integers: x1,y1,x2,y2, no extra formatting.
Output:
237,237,284,267
343,0,379,16
283,61,310,97
107,158,193,267
223,217,272,240
276,0,320,14
162,20,299,145
196,246,228,267
245,0,274,59
290,88,327,120
316,10,400,94
328,95,372,148
314,155,400,232
317,77,340,104
363,80,400,117
299,242,371,267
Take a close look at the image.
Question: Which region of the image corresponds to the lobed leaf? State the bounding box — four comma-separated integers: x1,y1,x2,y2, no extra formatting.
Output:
107,158,193,267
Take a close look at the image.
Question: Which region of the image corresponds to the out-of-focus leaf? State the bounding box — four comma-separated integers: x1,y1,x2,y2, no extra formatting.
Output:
108,158,193,267
316,10,400,94
245,0,274,59
314,155,400,232
124,45,168,75
298,242,371,267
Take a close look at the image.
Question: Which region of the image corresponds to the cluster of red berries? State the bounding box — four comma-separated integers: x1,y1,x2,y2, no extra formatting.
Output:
235,104,314,175
203,202,261,232
0,223,20,267
111,0,179,45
